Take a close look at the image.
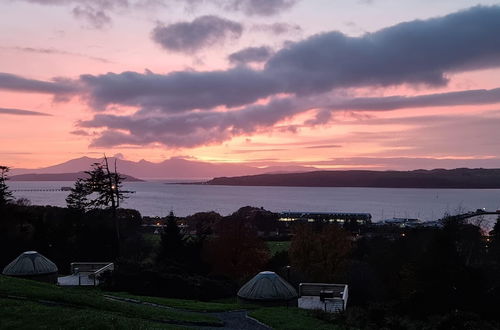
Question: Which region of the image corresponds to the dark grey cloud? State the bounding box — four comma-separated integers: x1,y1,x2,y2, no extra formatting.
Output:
228,46,273,65
80,6,500,113
0,72,77,95
78,96,307,147
80,68,278,111
253,22,302,35
221,0,298,16
0,107,51,116
78,83,500,148
152,16,243,53
265,5,500,94
177,0,298,16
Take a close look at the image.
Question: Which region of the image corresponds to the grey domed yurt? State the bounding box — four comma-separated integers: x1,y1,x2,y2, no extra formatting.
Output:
2,251,58,283
237,271,297,304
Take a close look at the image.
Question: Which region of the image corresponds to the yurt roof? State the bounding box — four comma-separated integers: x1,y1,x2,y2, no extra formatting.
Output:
2,251,58,276
237,271,298,301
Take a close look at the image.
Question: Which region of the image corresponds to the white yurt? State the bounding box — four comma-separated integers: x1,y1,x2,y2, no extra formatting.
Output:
2,251,58,283
237,271,297,304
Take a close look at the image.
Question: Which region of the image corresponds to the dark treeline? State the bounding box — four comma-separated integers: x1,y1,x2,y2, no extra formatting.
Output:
2,201,500,327
286,218,500,329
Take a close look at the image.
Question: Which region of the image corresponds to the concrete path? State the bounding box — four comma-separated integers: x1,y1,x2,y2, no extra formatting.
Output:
203,311,271,330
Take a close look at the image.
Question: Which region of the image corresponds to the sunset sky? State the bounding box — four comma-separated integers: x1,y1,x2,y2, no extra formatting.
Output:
2,0,500,170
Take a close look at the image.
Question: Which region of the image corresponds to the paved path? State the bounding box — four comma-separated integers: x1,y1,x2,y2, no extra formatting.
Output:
202,311,271,330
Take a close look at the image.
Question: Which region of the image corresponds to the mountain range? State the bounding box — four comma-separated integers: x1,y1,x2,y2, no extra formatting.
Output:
9,172,143,182
10,156,316,180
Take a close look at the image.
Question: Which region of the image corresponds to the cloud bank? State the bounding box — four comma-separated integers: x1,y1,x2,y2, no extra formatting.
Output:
81,6,500,113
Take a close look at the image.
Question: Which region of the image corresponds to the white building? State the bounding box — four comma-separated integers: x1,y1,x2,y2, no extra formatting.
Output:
298,283,348,313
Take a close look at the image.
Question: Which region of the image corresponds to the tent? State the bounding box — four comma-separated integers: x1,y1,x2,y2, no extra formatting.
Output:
237,271,297,304
2,251,58,283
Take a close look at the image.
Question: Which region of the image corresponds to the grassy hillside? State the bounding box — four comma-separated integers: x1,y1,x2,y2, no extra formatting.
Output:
207,168,500,188
0,275,341,329
0,275,220,329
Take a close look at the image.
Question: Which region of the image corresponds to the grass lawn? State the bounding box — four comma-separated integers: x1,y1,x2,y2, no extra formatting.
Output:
250,307,343,330
143,233,161,247
266,241,291,255
0,298,183,330
107,292,248,312
0,275,220,326
109,291,244,312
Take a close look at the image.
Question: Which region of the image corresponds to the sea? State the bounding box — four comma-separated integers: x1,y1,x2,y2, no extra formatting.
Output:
8,181,500,225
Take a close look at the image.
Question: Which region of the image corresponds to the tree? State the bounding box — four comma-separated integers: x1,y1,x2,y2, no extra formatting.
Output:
66,156,128,247
289,224,352,282
0,166,13,206
65,178,89,211
157,211,186,264
205,216,270,280
85,156,128,243
85,156,127,213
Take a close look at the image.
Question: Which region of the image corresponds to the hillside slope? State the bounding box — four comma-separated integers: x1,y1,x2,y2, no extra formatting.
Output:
206,168,500,188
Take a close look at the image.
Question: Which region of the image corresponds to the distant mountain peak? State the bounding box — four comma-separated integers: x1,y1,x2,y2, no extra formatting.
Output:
10,156,319,180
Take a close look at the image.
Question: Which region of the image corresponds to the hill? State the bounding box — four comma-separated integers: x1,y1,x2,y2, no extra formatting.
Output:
206,168,500,188
9,172,143,182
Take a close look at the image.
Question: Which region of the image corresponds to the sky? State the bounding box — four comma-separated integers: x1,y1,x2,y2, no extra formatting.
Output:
2,0,500,170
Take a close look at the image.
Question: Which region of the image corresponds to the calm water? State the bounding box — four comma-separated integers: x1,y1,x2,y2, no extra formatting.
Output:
9,181,500,221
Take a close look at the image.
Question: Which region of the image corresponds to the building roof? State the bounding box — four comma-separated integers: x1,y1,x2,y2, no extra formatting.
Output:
237,271,298,301
2,251,58,276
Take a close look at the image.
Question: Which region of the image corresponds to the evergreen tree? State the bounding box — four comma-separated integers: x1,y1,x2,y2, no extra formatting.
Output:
158,211,186,264
0,166,13,206
65,178,90,211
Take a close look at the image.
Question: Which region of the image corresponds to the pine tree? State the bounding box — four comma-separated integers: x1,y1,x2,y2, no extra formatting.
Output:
158,211,186,264
65,178,90,211
0,166,13,206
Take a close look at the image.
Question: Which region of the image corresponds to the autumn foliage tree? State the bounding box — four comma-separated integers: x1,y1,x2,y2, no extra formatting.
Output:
289,223,352,282
205,217,270,280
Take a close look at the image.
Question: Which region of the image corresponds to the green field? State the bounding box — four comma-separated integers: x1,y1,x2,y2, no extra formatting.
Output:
266,241,291,255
